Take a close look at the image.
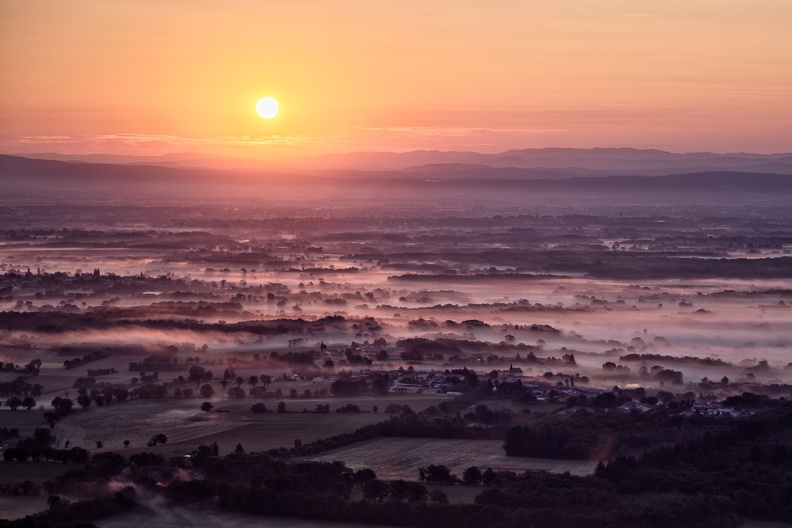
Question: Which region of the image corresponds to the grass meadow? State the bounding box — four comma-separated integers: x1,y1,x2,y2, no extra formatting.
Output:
306,437,599,481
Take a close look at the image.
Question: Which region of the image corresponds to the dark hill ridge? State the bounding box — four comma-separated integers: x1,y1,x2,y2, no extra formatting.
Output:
0,154,300,186
2,154,792,204
400,162,792,178
11,147,792,173
301,147,792,171
424,171,792,192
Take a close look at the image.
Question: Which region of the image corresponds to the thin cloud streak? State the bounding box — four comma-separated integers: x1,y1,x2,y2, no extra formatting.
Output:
351,127,569,137
17,135,76,144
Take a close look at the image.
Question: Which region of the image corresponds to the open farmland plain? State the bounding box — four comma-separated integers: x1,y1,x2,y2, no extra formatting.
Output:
1,198,792,528
306,437,599,480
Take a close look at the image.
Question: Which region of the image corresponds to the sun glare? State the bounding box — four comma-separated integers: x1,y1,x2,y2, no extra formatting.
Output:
256,97,279,119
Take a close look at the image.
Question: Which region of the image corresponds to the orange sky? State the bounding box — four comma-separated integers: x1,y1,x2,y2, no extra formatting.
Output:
1,0,791,160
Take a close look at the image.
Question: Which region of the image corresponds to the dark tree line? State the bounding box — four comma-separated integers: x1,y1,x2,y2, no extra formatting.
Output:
3,427,89,464
502,405,757,460
593,409,792,522
0,377,44,398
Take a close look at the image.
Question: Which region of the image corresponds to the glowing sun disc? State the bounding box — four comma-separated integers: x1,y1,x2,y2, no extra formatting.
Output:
256,97,279,119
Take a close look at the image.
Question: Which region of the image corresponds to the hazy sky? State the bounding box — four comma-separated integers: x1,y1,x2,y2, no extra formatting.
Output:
1,0,791,159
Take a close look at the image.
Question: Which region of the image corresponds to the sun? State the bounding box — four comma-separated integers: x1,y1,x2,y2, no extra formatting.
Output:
256,97,279,119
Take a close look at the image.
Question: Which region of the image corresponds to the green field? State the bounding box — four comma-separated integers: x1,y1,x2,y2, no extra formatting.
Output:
47,393,451,456
306,437,599,481
135,412,389,458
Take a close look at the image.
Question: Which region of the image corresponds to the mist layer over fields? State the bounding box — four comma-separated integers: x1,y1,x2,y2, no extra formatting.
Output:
1,185,791,397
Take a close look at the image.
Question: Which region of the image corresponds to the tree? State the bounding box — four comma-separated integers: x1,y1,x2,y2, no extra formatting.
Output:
112,388,129,402
388,479,408,501
200,384,215,399
188,365,207,387
277,401,286,413
51,397,74,416
370,375,390,395
33,427,54,445
251,402,267,413
190,445,214,467
336,404,362,414
123,440,130,448
21,397,36,410
421,465,457,484
42,412,55,428
362,479,389,501
235,443,244,453
148,433,168,446
655,369,684,384
463,466,482,485
248,375,259,387
406,481,429,502
354,468,377,484
227,387,246,399
76,394,92,409
5,396,22,411
201,401,214,413
429,488,449,504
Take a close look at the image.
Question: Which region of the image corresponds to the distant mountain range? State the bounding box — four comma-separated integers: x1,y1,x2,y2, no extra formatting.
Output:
302,147,792,175
12,147,792,175
2,151,792,204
